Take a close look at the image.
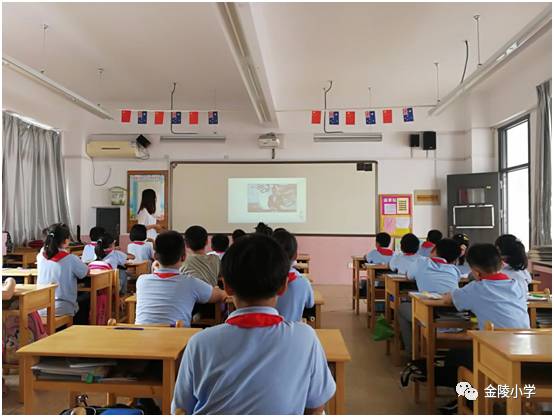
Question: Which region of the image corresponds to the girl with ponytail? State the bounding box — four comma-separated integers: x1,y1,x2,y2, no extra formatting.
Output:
88,233,133,294
37,223,88,319
495,234,532,292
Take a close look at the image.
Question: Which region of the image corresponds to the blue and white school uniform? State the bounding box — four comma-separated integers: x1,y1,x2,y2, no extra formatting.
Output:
451,273,530,329
135,268,213,326
502,265,532,294
171,306,336,415
127,241,154,261
276,268,314,322
81,242,97,263
37,250,88,316
417,241,435,257
389,252,421,275
366,247,394,265
456,262,471,276
407,257,461,293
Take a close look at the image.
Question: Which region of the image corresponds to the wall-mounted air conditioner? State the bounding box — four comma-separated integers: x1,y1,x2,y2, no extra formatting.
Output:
86,141,138,158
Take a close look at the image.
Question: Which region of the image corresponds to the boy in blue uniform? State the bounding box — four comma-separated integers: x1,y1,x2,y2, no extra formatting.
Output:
127,224,154,261
273,228,314,321
389,233,421,274
81,226,105,263
417,229,442,257
172,234,336,414
398,238,462,357
366,232,394,264
136,231,226,326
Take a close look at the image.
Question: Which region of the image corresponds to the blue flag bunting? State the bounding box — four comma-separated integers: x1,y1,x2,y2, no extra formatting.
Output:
329,111,339,125
138,111,147,124
403,107,414,122
208,111,219,125
171,111,182,124
365,110,376,125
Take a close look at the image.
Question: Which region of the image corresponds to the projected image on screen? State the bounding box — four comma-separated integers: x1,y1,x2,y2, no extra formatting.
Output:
229,178,306,223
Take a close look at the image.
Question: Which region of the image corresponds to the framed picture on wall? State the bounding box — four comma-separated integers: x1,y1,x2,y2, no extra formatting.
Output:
127,170,169,232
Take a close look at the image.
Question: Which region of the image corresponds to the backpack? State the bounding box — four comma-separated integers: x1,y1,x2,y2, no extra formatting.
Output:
3,312,47,365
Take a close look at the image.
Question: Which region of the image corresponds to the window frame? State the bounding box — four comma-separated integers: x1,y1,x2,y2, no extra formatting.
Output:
498,115,531,243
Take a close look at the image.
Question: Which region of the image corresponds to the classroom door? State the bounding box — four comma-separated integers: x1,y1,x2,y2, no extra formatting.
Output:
446,172,501,244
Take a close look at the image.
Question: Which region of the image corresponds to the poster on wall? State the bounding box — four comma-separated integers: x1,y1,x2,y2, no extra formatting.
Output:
127,170,168,232
379,194,413,237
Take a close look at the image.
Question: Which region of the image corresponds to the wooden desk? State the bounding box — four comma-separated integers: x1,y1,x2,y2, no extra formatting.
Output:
17,325,201,414
366,264,392,329
3,247,38,268
304,289,325,329
410,293,474,413
528,294,552,329
125,260,150,278
295,253,310,281
125,294,137,323
79,270,114,325
3,284,57,397
384,274,417,365
2,268,38,284
315,329,351,415
529,260,552,291
351,256,366,315
471,330,552,414
67,245,85,257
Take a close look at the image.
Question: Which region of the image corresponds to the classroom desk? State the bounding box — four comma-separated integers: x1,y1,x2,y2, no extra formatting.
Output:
366,264,392,329
384,274,417,365
67,245,85,257
3,283,57,398
303,289,325,329
125,260,150,277
17,325,201,414
351,256,366,314
79,270,114,325
471,330,552,414
410,293,474,413
315,329,351,415
2,268,38,284
527,294,552,329
3,247,38,268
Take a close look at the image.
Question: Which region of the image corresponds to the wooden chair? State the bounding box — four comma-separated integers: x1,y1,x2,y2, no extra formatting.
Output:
41,314,73,331
106,318,184,328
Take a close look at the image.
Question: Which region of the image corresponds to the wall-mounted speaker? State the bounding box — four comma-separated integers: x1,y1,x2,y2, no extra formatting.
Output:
136,134,151,148
422,131,437,150
409,134,420,148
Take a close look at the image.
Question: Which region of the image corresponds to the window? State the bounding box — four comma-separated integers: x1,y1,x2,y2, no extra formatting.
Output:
499,117,530,249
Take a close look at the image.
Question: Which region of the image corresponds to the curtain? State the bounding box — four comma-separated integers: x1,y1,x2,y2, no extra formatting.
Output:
531,80,552,247
2,112,72,246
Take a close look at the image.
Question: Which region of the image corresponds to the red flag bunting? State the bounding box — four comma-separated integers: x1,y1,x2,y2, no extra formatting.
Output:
154,111,164,125
383,109,393,124
189,111,199,125
345,111,355,125
121,110,131,123
311,110,322,124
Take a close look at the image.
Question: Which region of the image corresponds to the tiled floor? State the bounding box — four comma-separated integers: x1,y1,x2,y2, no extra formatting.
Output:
2,285,432,414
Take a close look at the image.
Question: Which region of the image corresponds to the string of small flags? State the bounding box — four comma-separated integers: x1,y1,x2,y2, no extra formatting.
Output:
310,107,414,125
120,110,219,125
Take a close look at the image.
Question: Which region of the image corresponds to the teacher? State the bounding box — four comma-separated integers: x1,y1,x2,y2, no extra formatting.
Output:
136,188,162,240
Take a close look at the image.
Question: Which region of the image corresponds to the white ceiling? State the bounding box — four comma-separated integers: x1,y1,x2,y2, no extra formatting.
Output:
2,2,551,117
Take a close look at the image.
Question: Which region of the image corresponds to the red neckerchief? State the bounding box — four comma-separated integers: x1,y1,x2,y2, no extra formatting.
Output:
132,241,145,246
154,272,180,279
431,257,448,264
377,247,393,256
288,271,298,283
216,251,225,255
44,251,70,262
422,241,435,249
89,242,97,247
226,313,284,328
481,273,510,281
404,252,417,256
88,263,112,271
104,249,113,254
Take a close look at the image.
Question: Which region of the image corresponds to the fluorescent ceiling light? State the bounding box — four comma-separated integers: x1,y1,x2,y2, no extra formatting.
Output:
314,133,383,142
429,7,551,116
2,55,113,120
160,134,226,142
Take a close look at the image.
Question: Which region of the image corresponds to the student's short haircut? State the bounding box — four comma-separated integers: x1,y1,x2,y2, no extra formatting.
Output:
89,226,105,242
254,222,273,236
129,224,147,242
400,233,420,254
375,232,391,248
221,234,289,301
211,234,230,252
272,228,298,261
231,229,246,242
466,243,502,274
155,231,185,266
434,238,462,263
427,229,443,244
184,226,208,251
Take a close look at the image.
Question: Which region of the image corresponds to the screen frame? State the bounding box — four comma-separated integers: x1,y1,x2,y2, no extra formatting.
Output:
169,160,379,237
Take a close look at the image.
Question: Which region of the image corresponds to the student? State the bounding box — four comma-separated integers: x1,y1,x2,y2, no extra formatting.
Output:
254,222,273,236
273,229,314,321
81,226,105,263
417,229,442,257
136,188,162,240
389,233,421,274
398,239,461,356
366,232,394,264
181,226,220,286
135,231,226,326
231,228,246,243
207,234,229,259
36,223,88,319
127,224,154,261
171,234,336,414
452,233,471,276
495,234,532,293
89,233,131,294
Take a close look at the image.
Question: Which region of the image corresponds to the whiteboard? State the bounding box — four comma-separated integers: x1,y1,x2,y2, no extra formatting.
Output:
170,161,377,235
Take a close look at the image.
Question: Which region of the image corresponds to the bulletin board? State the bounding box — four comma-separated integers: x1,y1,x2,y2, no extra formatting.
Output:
379,194,413,237
127,170,168,232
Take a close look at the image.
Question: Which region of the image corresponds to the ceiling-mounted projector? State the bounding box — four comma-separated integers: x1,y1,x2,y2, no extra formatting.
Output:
258,132,280,148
